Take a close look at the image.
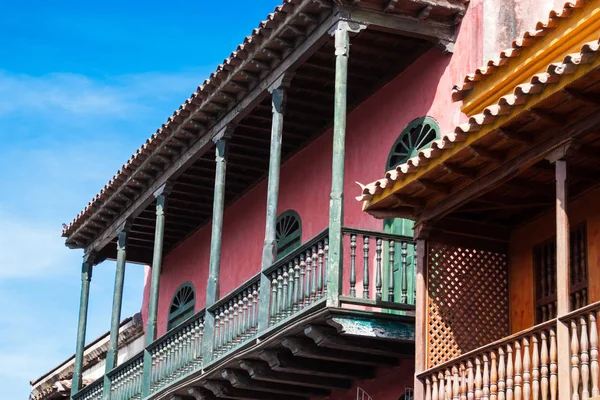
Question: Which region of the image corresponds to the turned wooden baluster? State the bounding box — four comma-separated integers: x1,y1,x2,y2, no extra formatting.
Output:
299,254,306,308
590,312,599,397
401,241,408,303
476,358,483,399
581,314,590,400
281,269,289,319
483,354,490,400
440,372,446,400
461,363,468,400
515,341,522,400
507,344,514,400
426,377,433,400
447,369,454,400
251,285,259,332
532,335,540,400
375,238,383,301
311,247,318,301
498,348,506,400
541,330,549,400
572,318,581,400
293,258,300,311
523,337,531,400
350,234,357,297
491,351,498,400
454,365,461,400
287,262,294,317
433,374,440,400
363,236,370,299
468,360,475,400
323,238,328,295
550,328,558,400
388,239,395,302
277,271,284,320
270,273,278,324
305,250,312,304
317,242,324,297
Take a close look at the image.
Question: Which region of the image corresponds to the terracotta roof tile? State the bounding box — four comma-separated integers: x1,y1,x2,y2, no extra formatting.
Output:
357,36,600,203
452,0,587,100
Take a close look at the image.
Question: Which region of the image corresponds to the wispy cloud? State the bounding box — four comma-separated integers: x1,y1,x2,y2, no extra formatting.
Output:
0,69,204,119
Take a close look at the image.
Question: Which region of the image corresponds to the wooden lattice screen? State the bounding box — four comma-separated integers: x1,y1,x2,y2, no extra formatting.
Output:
427,242,509,367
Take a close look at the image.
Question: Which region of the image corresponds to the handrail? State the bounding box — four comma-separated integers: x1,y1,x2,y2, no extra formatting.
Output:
72,375,104,400
417,318,558,378
264,227,329,276
106,349,144,378
342,227,414,242
207,273,261,313
558,299,600,322
147,308,205,352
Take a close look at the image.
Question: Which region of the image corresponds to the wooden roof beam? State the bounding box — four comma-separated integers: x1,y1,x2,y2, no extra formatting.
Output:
221,368,329,397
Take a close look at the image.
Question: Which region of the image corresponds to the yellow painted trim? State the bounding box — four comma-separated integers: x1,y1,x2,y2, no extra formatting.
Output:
365,52,600,210
461,0,600,116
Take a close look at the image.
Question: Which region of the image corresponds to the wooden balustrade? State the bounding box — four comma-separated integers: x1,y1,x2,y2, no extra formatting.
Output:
108,353,144,400
341,228,415,306
420,321,557,400
210,276,260,358
560,301,600,399
147,311,205,393
264,229,329,326
72,376,104,400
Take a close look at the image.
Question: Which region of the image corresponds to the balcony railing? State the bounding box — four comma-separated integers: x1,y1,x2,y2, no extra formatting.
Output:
73,226,416,400
72,376,103,400
108,352,143,400
418,300,600,399
148,310,205,394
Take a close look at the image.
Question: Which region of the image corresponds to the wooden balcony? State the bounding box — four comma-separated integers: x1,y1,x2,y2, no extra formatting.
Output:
418,300,600,400
73,227,416,400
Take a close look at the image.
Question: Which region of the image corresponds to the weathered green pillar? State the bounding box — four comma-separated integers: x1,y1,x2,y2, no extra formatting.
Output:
258,74,293,332
327,20,365,307
70,252,96,398
104,227,128,398
142,184,170,397
202,126,233,363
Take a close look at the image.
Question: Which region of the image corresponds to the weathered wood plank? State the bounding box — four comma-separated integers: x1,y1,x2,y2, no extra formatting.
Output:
326,314,415,341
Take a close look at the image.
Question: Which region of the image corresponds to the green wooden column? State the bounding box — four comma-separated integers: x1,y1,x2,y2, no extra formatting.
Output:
104,227,128,398
327,21,365,307
202,126,232,363
142,184,170,397
70,252,96,398
258,75,292,332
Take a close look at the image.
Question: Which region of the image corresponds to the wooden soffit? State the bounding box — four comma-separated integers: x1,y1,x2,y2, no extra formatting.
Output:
358,29,600,217
455,0,600,116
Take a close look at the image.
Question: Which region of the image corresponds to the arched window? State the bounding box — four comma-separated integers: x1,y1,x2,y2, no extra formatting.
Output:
275,210,302,259
386,116,440,170
167,282,195,331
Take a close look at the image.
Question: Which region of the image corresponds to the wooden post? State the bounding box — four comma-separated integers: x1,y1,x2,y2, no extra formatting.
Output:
203,126,233,362
414,222,432,399
104,226,129,399
70,252,96,397
258,74,293,332
327,20,365,307
547,143,576,400
141,183,171,397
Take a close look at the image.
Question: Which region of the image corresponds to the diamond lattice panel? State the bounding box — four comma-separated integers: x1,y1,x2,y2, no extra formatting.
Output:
427,243,509,367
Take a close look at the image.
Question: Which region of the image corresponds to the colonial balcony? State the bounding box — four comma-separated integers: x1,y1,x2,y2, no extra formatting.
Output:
418,301,600,399
73,227,417,400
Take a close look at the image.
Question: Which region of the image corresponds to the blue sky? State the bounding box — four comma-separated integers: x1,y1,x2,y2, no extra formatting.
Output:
0,1,281,398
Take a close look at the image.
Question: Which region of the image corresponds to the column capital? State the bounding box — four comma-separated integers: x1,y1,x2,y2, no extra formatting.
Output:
545,140,581,163
328,17,367,37
153,181,174,199
414,221,434,240
213,124,236,143
83,251,97,266
268,72,295,93
116,220,132,235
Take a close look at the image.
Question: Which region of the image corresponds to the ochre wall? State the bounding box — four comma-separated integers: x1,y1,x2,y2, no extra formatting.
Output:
509,187,600,333
141,3,484,337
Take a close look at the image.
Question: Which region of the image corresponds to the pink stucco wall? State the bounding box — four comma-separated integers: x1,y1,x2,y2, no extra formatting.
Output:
141,3,483,337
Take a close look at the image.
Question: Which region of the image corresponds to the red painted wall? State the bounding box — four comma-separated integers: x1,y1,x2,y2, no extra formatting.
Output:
311,361,415,400
142,3,483,337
